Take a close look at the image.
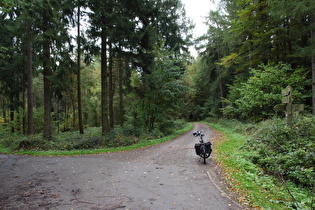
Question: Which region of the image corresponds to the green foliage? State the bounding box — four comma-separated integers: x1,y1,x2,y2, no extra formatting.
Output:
208,119,315,209
223,63,310,121
126,46,187,132
0,119,187,151
81,62,101,127
193,0,315,120
11,122,192,156
0,0,192,139
244,116,315,190
2,107,50,135
189,10,234,119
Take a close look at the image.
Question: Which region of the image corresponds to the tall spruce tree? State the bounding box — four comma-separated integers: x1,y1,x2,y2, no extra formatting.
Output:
76,0,84,134
88,0,115,135
87,0,192,134
193,10,234,118
22,1,34,135
31,0,75,139
194,0,315,118
268,0,315,114
0,1,26,132
127,0,191,130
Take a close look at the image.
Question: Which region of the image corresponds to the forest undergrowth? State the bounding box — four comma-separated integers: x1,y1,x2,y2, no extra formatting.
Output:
208,116,315,209
0,119,190,155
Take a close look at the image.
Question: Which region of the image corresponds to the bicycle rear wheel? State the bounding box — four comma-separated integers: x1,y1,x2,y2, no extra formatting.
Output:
200,145,207,164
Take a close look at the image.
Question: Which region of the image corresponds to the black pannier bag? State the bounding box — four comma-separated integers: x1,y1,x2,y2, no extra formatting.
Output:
195,142,212,155
194,143,201,155
205,142,212,154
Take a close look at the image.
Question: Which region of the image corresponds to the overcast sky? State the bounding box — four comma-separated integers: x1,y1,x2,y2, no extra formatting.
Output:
181,0,216,57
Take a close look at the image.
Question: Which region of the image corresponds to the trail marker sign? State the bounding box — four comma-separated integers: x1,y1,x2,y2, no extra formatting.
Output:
282,85,293,104
275,86,304,127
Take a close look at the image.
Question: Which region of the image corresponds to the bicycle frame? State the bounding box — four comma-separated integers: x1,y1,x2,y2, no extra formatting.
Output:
193,130,212,164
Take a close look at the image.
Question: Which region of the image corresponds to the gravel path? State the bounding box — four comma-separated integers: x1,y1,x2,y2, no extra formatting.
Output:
0,123,243,209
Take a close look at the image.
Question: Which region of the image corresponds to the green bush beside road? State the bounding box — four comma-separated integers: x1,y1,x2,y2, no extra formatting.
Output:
208,117,315,209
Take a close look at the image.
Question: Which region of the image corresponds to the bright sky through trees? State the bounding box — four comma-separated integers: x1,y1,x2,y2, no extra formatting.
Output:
181,0,216,57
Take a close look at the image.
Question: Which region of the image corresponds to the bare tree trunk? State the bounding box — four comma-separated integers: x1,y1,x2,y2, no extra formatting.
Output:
43,18,52,140
77,5,84,134
109,43,114,129
26,20,34,135
41,8,52,140
1,97,7,124
72,96,76,128
10,110,14,133
311,16,315,115
43,41,52,140
56,100,60,133
64,102,68,131
101,27,109,135
118,57,124,126
22,88,26,134
217,47,225,109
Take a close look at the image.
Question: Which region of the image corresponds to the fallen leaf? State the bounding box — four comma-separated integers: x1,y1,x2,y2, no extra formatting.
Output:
37,190,45,194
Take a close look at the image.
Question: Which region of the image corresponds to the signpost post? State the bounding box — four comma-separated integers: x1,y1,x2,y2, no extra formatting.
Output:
275,86,304,127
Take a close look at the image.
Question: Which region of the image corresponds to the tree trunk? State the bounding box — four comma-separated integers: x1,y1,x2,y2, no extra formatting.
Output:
56,100,60,133
1,97,7,124
22,88,26,134
64,102,68,131
10,110,14,133
43,42,52,140
219,80,225,108
101,27,109,135
311,15,315,115
109,42,114,129
118,57,124,126
41,8,52,140
26,20,34,135
72,96,76,128
77,5,84,134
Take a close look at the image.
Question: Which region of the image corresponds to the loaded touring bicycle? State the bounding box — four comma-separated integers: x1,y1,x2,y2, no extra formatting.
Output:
193,130,212,164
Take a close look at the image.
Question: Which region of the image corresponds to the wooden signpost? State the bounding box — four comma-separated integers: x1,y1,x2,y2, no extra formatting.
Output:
274,86,304,127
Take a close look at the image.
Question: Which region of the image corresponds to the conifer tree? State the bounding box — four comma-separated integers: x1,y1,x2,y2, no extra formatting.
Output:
76,0,84,134
268,0,315,114
0,1,26,132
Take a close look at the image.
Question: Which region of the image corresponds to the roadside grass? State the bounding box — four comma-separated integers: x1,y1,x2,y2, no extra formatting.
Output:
0,123,193,156
207,121,314,209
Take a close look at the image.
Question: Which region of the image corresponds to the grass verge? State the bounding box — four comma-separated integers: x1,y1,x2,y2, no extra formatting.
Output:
0,123,193,156
207,121,313,209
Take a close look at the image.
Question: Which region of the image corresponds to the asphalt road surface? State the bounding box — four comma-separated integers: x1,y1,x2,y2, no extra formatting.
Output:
0,123,243,209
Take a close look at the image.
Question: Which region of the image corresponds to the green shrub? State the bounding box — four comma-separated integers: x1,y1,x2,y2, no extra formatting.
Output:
244,116,315,189
70,136,103,150
209,118,314,209
0,120,188,152
223,63,311,121
1,133,49,151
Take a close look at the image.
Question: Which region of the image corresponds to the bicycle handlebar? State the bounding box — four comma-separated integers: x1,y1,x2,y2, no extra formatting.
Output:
193,130,204,137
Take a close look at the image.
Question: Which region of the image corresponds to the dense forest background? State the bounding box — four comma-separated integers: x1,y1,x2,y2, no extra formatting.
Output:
192,0,315,121
0,0,193,140
1,0,315,139
1,1,315,207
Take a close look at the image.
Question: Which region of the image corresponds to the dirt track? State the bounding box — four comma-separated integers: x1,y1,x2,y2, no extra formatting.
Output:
0,123,243,209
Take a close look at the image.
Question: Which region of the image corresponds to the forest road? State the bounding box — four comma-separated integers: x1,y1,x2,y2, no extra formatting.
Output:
0,123,244,210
